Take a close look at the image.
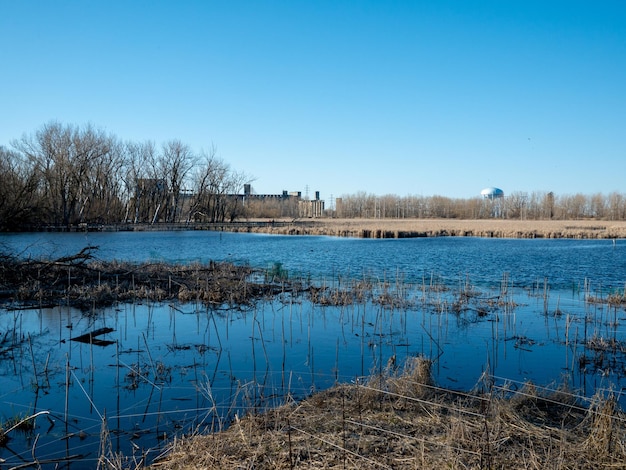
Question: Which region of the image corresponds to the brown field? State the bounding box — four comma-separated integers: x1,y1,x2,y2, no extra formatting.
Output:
239,218,626,239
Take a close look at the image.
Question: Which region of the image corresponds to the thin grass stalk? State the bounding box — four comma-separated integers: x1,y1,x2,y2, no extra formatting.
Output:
143,332,156,379
65,355,70,438
28,334,39,391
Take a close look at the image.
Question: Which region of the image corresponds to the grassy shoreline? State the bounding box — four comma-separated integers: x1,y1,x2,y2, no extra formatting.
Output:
17,218,626,239
232,218,626,239
150,357,626,469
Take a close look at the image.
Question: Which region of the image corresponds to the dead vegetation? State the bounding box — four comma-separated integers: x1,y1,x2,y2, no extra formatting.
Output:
232,218,626,239
150,357,626,469
0,246,285,311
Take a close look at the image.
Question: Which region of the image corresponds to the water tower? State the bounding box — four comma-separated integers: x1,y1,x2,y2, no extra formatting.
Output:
481,187,504,217
480,187,504,200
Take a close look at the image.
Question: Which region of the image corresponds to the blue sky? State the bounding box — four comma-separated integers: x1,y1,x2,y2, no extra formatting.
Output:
1,1,625,202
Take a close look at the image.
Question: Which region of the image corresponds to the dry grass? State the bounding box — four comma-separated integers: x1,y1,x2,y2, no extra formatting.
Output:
237,218,626,239
0,248,284,310
150,357,626,469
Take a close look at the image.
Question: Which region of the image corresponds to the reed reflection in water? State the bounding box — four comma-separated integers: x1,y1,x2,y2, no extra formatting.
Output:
1,270,626,468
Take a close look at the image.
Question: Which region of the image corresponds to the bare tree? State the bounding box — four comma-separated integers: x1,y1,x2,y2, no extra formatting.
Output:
223,170,251,221
426,195,452,218
505,192,529,220
71,125,123,224
122,141,165,223
15,122,79,225
337,191,377,218
589,192,607,219
608,192,626,221
558,193,589,219
189,149,253,223
12,122,123,226
0,146,41,229
188,148,222,222
156,140,196,223
542,192,555,219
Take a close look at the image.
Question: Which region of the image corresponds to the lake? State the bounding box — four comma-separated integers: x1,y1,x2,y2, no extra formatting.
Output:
1,231,625,468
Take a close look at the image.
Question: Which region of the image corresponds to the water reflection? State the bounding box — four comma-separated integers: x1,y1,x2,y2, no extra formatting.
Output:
1,274,626,468
2,233,626,467
2,232,626,291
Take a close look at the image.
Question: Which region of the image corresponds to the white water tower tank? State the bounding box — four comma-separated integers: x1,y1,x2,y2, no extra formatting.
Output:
481,187,504,199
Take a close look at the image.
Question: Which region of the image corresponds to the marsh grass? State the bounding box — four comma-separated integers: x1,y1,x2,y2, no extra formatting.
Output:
0,413,35,447
0,251,284,310
150,356,626,469
232,218,626,239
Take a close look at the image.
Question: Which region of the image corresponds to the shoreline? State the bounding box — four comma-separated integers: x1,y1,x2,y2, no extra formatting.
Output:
151,357,626,469
230,218,626,239
18,218,626,239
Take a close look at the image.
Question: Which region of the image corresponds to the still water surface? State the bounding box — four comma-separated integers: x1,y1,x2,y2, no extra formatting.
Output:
4,230,626,289
1,231,625,468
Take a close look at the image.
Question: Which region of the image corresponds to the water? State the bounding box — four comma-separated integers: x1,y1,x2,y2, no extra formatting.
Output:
3,231,625,290
1,231,626,468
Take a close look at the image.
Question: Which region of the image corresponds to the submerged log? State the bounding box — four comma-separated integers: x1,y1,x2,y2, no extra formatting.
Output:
70,327,115,346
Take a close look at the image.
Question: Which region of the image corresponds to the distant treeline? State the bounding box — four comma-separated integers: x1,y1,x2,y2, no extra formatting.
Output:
2,122,626,231
334,190,626,220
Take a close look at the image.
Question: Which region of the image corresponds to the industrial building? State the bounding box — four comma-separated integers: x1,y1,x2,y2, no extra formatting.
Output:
241,184,325,218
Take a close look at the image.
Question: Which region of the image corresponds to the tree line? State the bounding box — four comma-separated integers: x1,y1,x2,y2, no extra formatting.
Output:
334,190,626,220
2,122,626,230
0,122,251,230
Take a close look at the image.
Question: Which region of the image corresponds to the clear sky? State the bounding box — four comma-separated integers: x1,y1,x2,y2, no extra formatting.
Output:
1,1,625,202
